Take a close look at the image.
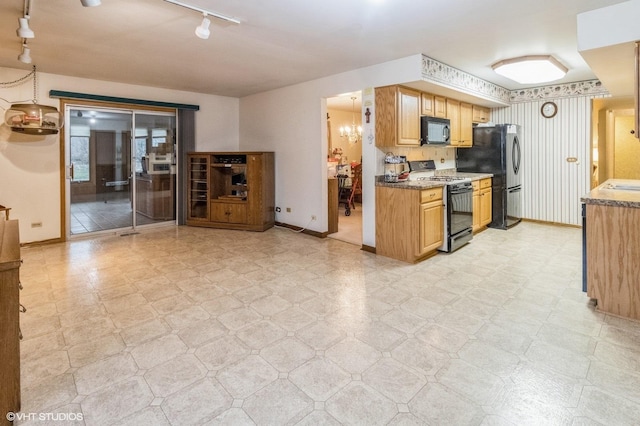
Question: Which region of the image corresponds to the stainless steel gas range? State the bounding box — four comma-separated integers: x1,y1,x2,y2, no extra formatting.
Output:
407,161,473,253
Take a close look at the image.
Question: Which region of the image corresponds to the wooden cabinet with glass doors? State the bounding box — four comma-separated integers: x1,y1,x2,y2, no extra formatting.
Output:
186,152,275,231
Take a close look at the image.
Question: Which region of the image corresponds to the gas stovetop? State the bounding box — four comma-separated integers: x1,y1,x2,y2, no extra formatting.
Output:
427,176,468,182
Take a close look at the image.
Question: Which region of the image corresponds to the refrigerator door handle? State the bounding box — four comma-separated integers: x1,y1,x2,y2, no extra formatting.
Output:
513,135,521,175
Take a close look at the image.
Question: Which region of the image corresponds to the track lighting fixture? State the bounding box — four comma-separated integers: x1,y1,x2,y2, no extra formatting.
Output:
80,0,101,6
16,17,34,39
195,13,211,39
164,0,240,40
18,43,31,64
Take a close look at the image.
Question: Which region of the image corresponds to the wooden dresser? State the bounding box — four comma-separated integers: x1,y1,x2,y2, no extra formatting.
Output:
0,220,21,425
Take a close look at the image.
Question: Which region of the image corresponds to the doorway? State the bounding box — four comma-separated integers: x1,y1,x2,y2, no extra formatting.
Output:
326,92,363,246
65,105,177,236
591,97,637,187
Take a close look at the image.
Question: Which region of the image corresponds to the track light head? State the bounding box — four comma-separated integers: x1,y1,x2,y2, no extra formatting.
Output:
80,0,101,6
16,17,34,39
195,14,211,39
18,44,31,64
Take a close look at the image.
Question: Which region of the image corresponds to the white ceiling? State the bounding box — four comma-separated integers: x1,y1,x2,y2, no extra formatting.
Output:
0,0,629,102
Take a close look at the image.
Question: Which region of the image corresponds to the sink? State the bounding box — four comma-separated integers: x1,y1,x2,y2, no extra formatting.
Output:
605,183,640,191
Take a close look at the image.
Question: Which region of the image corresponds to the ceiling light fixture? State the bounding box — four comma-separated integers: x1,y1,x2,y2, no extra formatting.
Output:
195,13,211,39
340,97,362,144
16,17,34,38
3,66,63,135
80,0,101,6
164,0,240,23
18,43,31,64
492,55,568,84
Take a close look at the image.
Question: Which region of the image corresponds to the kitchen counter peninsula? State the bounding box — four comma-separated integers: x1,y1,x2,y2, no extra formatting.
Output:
375,172,493,263
581,179,640,320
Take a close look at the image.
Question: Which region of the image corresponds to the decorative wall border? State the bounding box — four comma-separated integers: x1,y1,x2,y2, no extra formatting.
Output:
420,54,611,105
509,80,609,103
421,55,511,105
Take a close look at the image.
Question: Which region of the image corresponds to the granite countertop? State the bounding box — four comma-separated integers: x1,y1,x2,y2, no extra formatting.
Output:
375,172,493,190
581,179,640,208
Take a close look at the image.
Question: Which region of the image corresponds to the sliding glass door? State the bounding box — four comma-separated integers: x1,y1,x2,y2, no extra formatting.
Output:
65,106,176,236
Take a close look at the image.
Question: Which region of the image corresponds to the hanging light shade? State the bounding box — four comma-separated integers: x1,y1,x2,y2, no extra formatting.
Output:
80,0,101,6
5,104,61,135
3,66,62,135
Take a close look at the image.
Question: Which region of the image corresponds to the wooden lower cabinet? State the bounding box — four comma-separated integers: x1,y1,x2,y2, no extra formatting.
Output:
586,203,640,320
472,178,492,232
0,220,21,425
210,202,247,224
135,174,174,220
376,185,444,263
420,199,444,254
186,152,275,231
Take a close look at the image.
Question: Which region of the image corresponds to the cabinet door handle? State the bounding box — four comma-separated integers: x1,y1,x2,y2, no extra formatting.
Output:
19,304,27,313
18,281,23,290
19,327,23,340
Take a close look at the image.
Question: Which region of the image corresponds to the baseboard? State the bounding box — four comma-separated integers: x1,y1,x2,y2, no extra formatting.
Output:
274,221,328,238
361,244,376,254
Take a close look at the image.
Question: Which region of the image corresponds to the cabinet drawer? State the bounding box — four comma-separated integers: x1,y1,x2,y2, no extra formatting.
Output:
420,187,443,204
480,178,492,189
472,181,480,192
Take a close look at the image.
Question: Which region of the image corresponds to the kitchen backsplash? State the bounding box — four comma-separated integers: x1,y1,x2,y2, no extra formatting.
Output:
376,145,456,175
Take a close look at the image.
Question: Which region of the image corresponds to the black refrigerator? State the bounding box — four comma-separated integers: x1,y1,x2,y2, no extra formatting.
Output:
456,124,522,229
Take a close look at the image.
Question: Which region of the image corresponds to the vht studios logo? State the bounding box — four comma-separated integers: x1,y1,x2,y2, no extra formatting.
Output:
6,412,84,422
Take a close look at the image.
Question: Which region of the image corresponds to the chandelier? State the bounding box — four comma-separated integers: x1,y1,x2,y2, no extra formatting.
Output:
339,96,362,144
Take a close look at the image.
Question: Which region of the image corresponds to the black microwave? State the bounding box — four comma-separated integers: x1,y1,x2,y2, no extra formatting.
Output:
420,116,451,145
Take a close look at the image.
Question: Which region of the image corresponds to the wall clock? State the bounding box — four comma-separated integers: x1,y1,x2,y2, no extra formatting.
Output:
541,101,558,118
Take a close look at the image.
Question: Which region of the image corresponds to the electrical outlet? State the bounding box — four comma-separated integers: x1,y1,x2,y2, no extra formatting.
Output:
311,215,316,221
286,207,291,213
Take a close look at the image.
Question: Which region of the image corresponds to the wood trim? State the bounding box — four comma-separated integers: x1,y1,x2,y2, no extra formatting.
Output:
361,244,376,254
58,98,178,241
274,221,328,238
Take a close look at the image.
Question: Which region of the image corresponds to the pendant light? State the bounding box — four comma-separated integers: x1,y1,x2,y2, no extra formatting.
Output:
339,97,362,144
3,66,62,135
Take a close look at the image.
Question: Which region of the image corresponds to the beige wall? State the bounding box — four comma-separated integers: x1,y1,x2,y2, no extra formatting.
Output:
0,66,240,243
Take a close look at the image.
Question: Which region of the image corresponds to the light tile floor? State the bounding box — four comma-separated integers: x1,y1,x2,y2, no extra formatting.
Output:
16,222,640,425
328,202,362,246
70,197,166,235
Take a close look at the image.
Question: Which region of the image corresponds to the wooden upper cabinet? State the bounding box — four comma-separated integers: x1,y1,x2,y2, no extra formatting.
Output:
446,99,460,146
375,85,421,147
422,93,447,118
420,93,434,116
459,102,473,147
447,100,473,147
434,96,447,118
472,105,490,123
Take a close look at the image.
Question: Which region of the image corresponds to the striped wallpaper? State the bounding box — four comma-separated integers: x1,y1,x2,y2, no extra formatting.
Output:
491,95,607,226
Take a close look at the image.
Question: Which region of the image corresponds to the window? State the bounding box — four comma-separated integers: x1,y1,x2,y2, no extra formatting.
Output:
152,128,168,147
70,126,91,182
134,128,148,173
